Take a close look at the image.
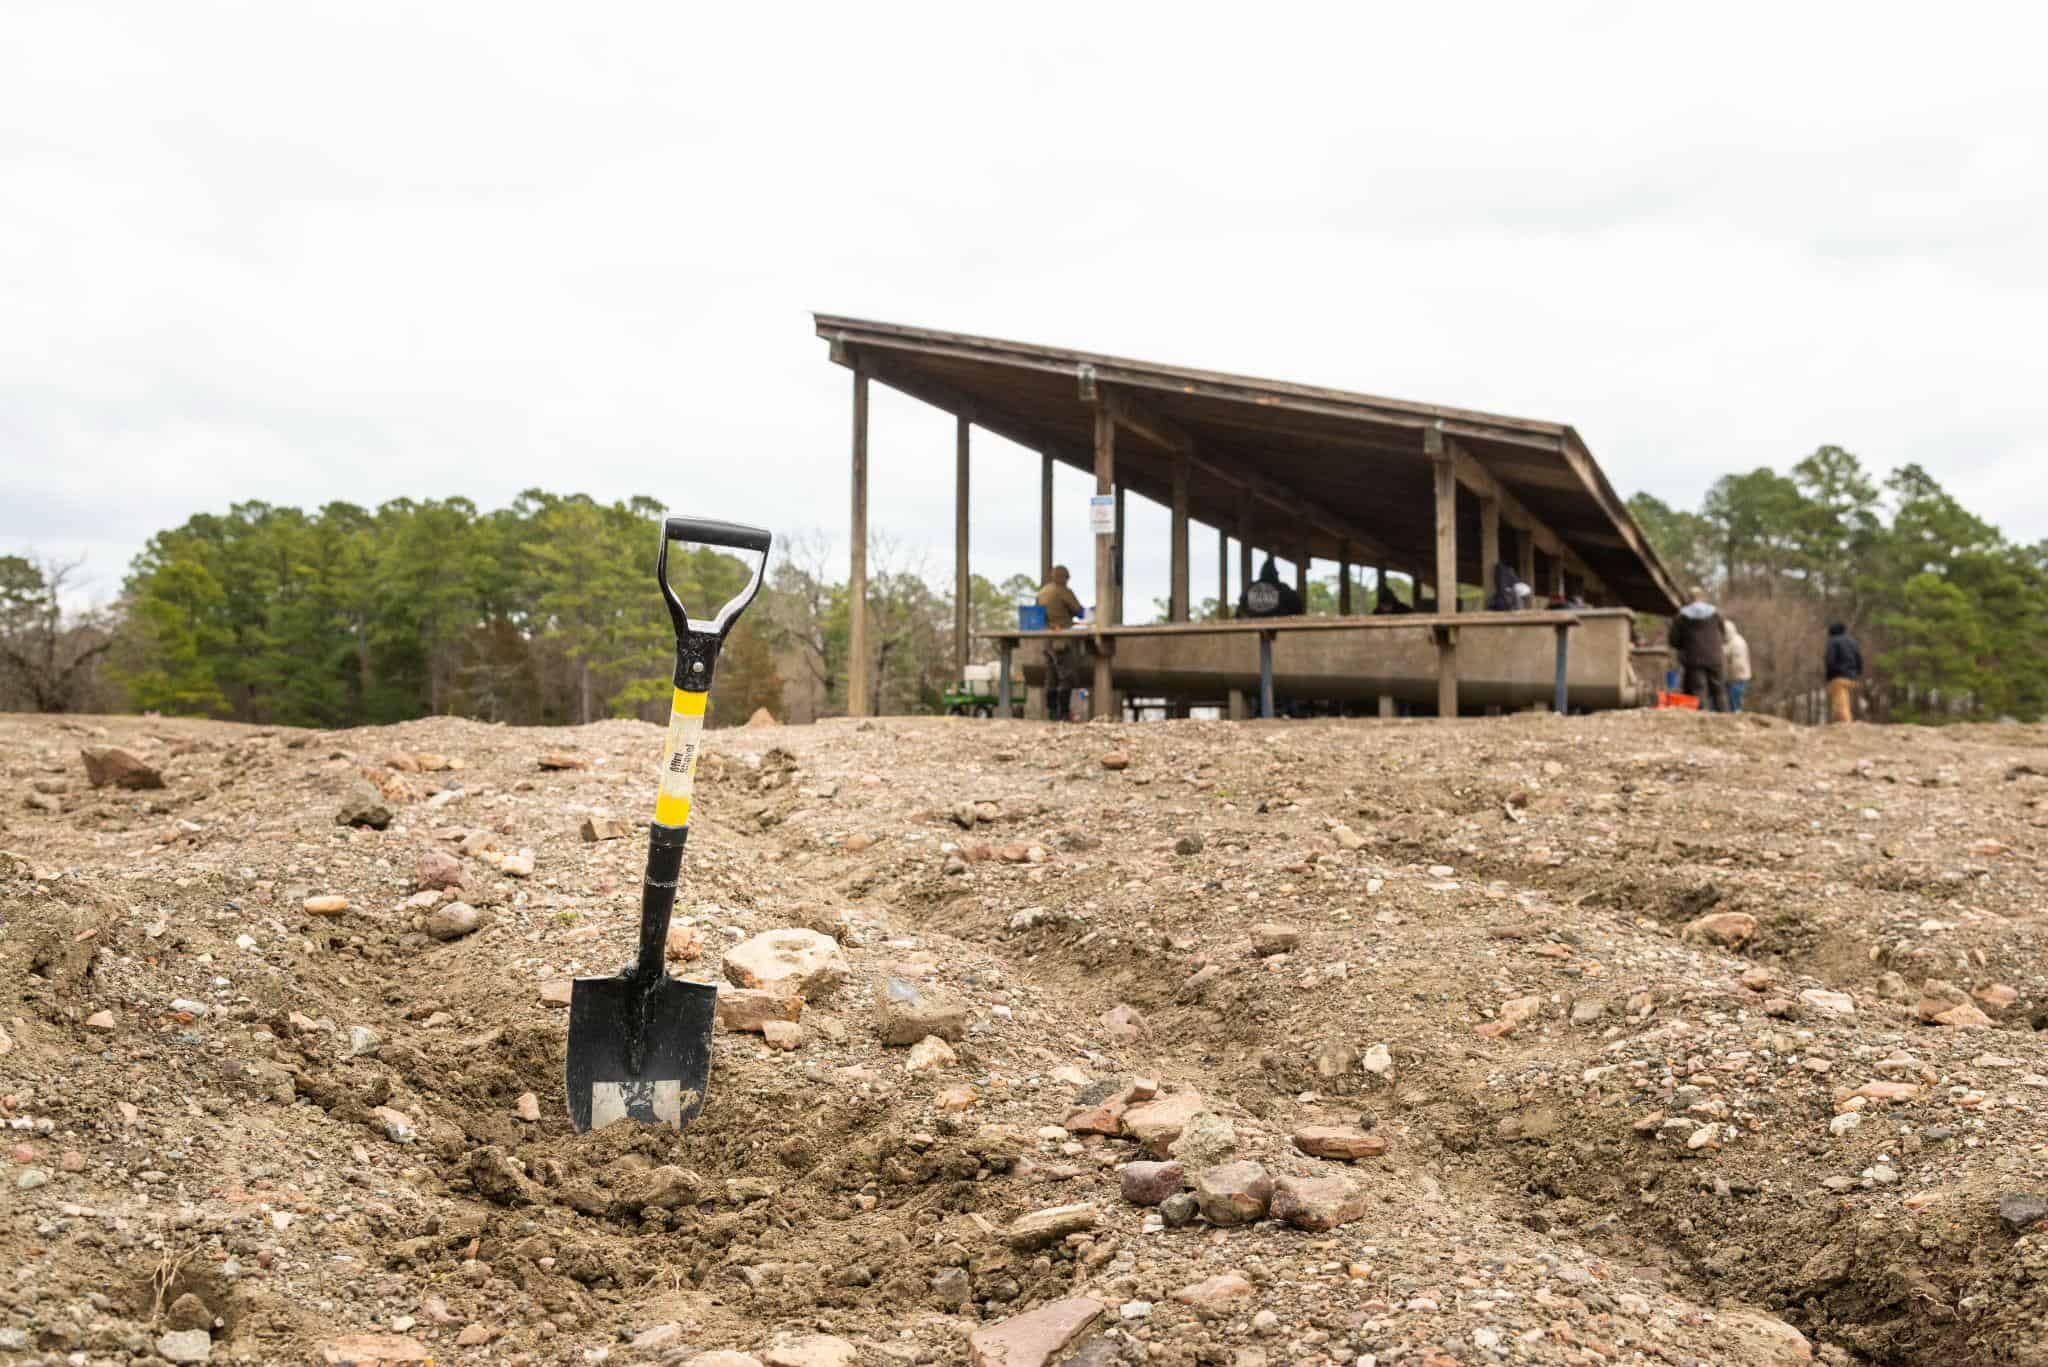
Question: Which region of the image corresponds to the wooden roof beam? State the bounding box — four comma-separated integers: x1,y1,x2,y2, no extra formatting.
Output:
1433,428,1607,597
1101,385,1396,564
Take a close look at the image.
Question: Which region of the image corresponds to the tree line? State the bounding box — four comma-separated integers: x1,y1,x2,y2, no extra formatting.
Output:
3,452,2039,727
1627,447,2048,722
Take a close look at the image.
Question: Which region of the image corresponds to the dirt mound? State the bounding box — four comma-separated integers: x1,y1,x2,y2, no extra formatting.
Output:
4,708,2047,1364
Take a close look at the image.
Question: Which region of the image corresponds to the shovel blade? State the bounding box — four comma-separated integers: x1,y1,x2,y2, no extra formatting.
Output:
564,974,716,1133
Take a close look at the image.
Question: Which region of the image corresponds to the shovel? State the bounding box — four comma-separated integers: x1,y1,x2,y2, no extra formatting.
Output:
565,515,771,1133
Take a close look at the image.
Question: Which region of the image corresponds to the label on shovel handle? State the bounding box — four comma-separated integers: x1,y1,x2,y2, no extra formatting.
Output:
654,688,708,826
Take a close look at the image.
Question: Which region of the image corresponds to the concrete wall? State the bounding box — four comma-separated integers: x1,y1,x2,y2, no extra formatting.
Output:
1018,610,1641,711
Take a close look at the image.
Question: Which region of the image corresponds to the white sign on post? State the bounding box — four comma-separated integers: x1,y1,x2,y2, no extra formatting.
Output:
1088,494,1116,535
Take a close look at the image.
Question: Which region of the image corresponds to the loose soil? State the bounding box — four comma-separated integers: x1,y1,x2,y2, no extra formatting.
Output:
4,708,2047,1365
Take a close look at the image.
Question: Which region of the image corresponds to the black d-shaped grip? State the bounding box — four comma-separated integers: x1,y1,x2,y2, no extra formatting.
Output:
664,517,771,555
657,516,772,690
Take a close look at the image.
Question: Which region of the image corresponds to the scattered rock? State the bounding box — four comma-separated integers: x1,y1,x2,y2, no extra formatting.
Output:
762,1019,803,1050
539,978,573,1007
1682,911,1758,948
499,848,536,878
1293,1125,1387,1161
968,1297,1105,1367
1159,1192,1198,1228
581,813,633,842
1249,923,1300,956
1100,1003,1148,1043
320,1334,433,1364
156,1329,212,1364
422,901,479,940
1174,833,1204,855
723,928,849,997
1361,1042,1395,1077
1100,751,1131,771
1569,999,1606,1027
1006,1203,1099,1249
538,752,589,771
165,1293,214,1332
1169,1111,1238,1169
631,1324,684,1353
414,850,465,891
1173,1274,1255,1309
621,1165,701,1210
83,1010,116,1031
745,707,779,728
1475,993,1543,1038
80,745,164,790
763,1335,857,1367
1120,1160,1185,1206
875,975,970,1044
514,1092,541,1123
904,1035,957,1073
1999,1193,2048,1234
335,779,392,829
1272,1174,1369,1231
303,894,350,916
716,988,803,1034
1799,988,1857,1018
454,1323,498,1347
1192,1161,1273,1226
667,924,705,963
1123,1089,1206,1156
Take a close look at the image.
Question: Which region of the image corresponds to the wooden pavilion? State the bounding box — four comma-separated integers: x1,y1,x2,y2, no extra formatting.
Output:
816,314,1681,719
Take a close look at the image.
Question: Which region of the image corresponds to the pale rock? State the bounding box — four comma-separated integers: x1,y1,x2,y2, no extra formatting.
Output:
1100,1003,1148,1043
1361,1042,1395,1076
1799,988,1856,1017
157,1329,213,1364
1006,1202,1099,1249
84,1010,116,1030
499,848,536,878
320,1333,433,1364
80,745,164,790
1249,923,1300,956
716,988,802,1034
1682,911,1759,948
1173,1274,1255,1308
761,1019,803,1050
723,928,848,997
581,814,632,842
423,902,479,940
303,894,350,916
968,1298,1104,1367
763,1335,857,1367
1169,1111,1238,1169
1122,1089,1206,1156
904,1035,957,1073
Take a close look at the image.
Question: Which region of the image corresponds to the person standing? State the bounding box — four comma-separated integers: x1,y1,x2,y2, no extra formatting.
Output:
1724,621,1753,713
1035,565,1084,722
1825,622,1862,724
1667,585,1730,712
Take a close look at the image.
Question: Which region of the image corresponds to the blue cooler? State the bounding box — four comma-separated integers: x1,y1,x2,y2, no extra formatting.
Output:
1017,604,1048,630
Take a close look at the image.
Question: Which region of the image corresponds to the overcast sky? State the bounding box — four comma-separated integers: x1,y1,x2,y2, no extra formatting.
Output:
5,3,2045,621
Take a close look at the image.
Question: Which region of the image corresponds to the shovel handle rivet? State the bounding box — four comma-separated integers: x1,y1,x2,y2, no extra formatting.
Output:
692,661,704,673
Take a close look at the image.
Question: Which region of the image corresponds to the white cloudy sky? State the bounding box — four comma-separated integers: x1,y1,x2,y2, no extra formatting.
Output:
5,2,2044,619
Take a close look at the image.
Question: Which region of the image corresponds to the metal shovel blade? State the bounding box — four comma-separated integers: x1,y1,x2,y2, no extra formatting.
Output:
564,974,717,1133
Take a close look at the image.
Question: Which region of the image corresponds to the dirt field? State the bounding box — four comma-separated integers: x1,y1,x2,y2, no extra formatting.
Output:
4,707,2048,1366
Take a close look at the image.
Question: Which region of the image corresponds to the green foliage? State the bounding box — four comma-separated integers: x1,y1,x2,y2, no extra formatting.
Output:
113,494,769,728
1635,447,2048,723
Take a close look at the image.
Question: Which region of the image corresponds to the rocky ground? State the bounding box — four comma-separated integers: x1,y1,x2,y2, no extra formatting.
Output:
4,706,2048,1367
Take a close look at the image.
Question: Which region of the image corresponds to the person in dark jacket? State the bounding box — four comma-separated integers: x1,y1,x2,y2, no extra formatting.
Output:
1485,562,1532,612
1825,623,1862,724
1238,557,1303,618
1668,585,1730,711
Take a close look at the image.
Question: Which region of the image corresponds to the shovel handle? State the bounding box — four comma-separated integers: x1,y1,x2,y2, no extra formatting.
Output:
634,822,688,980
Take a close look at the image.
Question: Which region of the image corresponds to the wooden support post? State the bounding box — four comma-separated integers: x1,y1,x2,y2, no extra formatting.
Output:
997,638,1013,717
954,416,970,676
1228,689,1249,720
1338,542,1352,615
1480,496,1500,597
1113,484,1126,627
1238,532,1252,606
1170,455,1190,622
1295,540,1309,607
1217,527,1229,619
1377,694,1396,719
1039,452,1054,585
848,369,870,717
1516,525,1536,588
1092,407,1116,719
1432,447,1458,616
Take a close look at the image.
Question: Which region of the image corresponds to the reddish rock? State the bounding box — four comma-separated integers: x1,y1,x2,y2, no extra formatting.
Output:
581,813,632,842
1063,1103,1124,1136
1099,751,1131,771
1119,1159,1185,1206
1122,1089,1205,1156
538,752,588,771
1192,1161,1273,1226
414,849,466,891
1100,1003,1148,1043
80,746,163,790
1272,1174,1369,1231
1853,1080,1922,1103
1293,1125,1388,1161
968,1297,1104,1367
1974,983,2019,1012
320,1335,434,1365
1475,994,1543,1038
